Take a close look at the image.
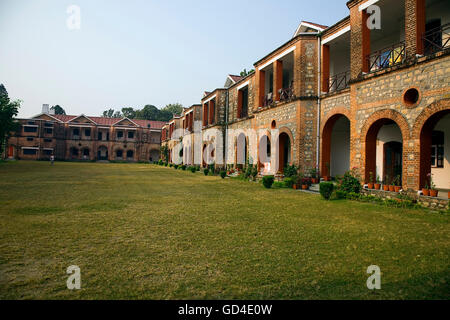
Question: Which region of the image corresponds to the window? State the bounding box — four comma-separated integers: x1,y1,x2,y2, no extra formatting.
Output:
116,150,123,158
45,128,53,134
44,139,52,143
27,137,34,142
431,131,444,168
128,131,134,139
23,149,37,155
27,121,35,125
83,149,90,156
127,150,134,158
44,150,52,155
85,129,91,137
117,131,124,139
98,132,103,140
24,126,37,133
44,122,53,127
73,128,80,136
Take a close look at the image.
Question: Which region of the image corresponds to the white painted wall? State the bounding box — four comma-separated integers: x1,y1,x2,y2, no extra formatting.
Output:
431,114,450,189
330,45,350,77
376,124,402,181
330,117,350,176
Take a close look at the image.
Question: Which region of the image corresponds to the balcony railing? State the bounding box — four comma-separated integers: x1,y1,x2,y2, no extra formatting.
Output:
367,41,405,73
423,23,450,56
279,86,296,102
328,70,350,93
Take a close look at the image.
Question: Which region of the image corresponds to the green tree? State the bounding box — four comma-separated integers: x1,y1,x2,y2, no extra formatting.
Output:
121,107,136,119
240,69,255,77
0,84,21,158
102,109,122,118
135,105,160,121
50,105,66,115
162,103,183,116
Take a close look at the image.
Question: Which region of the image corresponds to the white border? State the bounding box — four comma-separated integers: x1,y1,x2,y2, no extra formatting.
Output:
203,94,217,104
322,26,351,45
359,0,379,11
237,80,250,90
258,46,296,70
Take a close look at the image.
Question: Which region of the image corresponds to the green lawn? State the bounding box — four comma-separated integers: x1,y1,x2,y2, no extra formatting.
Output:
0,161,448,300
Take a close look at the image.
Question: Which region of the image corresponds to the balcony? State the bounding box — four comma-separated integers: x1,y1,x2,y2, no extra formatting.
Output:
367,42,405,73
423,23,450,56
328,70,350,93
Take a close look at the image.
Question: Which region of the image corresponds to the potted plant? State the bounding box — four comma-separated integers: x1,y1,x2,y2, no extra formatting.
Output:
422,181,430,197
429,173,439,197
294,174,303,190
368,172,374,189
382,175,389,191
374,175,381,190
310,167,319,184
301,177,311,190
323,162,331,181
393,175,402,193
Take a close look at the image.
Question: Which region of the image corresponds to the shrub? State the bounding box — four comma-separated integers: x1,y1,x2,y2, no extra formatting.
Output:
337,171,362,194
181,165,187,171
204,168,209,176
190,166,196,173
283,177,295,188
164,162,168,167
251,166,258,179
262,176,275,189
174,164,179,170
158,160,163,165
320,182,334,200
335,190,347,200
169,163,173,167
284,165,298,178
196,166,201,171
273,181,285,188
220,171,226,179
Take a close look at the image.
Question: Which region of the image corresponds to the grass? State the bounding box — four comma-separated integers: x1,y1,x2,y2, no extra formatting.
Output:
0,161,448,300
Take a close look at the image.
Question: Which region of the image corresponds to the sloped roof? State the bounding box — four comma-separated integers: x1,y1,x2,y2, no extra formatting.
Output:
48,114,165,129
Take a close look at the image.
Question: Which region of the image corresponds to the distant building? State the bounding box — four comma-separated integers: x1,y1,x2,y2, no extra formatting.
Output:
5,105,166,162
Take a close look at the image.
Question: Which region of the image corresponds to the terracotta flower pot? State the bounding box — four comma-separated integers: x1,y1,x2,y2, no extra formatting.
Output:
368,183,374,189
383,185,389,191
374,184,381,190
430,189,438,197
323,176,330,182
311,178,319,184
448,191,450,200
422,189,430,196
302,185,309,190
394,186,401,193
293,184,298,190
389,185,395,192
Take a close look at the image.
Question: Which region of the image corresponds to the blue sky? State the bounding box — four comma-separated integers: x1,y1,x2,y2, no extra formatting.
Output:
0,0,349,118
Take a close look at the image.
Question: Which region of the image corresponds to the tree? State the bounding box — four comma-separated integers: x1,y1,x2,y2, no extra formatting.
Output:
50,105,66,115
0,84,21,158
121,107,136,119
162,103,183,116
240,69,255,77
102,109,122,118
135,105,160,121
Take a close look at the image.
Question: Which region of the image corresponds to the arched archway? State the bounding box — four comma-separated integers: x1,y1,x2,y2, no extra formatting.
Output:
149,149,160,162
418,110,450,190
321,114,351,178
82,148,90,160
126,150,134,161
277,128,293,173
115,149,124,160
365,119,404,185
258,133,271,173
70,147,79,160
235,133,248,168
98,146,108,161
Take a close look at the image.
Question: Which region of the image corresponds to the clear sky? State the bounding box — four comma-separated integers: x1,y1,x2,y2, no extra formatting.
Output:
0,0,349,118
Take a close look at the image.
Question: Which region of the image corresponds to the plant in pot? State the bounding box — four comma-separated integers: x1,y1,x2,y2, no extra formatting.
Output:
383,175,390,191
393,175,402,193
324,163,331,181
368,172,374,189
292,175,299,189
429,173,439,197
301,177,311,190
374,175,381,190
422,180,430,197
310,167,319,184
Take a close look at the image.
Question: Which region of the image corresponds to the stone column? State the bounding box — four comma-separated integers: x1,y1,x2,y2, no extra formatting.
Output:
405,0,426,59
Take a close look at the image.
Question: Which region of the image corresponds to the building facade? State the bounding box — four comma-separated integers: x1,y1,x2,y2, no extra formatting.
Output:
6,109,165,162
162,0,450,193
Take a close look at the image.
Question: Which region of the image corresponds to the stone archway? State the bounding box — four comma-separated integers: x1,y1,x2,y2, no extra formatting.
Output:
276,127,294,173
360,110,410,187
321,113,351,178
412,99,450,190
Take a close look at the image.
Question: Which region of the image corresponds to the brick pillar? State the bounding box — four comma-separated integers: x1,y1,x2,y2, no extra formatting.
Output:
209,100,215,125
350,6,371,78
405,0,426,58
273,60,283,101
203,104,208,126
257,69,265,108
322,44,330,93
237,90,243,118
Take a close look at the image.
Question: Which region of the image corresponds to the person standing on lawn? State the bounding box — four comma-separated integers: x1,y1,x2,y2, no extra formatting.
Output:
50,154,54,165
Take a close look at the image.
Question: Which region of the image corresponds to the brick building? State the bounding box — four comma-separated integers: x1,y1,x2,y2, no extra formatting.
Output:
5,105,165,162
162,0,450,193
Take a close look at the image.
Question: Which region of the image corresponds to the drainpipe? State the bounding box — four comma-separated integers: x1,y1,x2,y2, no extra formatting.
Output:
316,35,321,172
224,90,229,168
